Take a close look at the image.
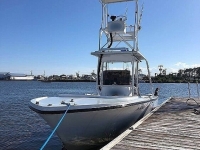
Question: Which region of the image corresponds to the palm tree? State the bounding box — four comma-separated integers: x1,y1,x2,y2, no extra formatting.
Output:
138,69,142,75
162,68,167,75
158,65,163,75
196,67,200,81
177,69,184,77
76,71,80,79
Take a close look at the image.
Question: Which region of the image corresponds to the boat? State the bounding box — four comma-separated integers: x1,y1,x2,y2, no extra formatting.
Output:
29,0,158,149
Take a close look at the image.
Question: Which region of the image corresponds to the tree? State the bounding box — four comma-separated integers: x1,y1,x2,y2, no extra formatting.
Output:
162,68,167,75
196,67,200,77
196,67,200,81
138,69,142,75
177,69,184,77
158,65,163,75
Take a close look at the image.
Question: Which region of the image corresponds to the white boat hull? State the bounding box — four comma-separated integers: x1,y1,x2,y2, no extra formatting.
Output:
30,96,156,149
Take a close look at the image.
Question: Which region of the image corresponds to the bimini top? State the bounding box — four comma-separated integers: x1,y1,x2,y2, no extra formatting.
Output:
91,48,146,62
101,0,135,4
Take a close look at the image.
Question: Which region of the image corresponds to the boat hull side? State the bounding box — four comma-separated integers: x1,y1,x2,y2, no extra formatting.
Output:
39,100,154,150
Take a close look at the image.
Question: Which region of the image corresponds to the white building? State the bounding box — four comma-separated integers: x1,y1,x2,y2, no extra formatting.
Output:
0,72,34,81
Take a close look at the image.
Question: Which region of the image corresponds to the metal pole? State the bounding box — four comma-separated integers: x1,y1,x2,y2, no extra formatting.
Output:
145,59,153,95
135,61,139,95
132,59,135,96
134,0,138,51
197,81,199,99
188,82,191,99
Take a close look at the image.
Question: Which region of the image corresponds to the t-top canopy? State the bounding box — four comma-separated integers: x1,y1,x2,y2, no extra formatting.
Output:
91,50,145,61
101,0,134,4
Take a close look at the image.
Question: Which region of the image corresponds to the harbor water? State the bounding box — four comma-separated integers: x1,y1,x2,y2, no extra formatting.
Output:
0,81,199,150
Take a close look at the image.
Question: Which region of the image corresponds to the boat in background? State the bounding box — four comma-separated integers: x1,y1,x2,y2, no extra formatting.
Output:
29,0,158,149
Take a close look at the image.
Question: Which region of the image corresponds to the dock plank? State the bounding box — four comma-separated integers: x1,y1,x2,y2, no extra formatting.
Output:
102,98,200,150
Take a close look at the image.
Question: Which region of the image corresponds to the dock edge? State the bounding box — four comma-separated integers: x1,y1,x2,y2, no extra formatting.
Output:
100,97,172,150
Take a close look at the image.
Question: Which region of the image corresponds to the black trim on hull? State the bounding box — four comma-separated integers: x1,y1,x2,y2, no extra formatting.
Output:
29,98,156,114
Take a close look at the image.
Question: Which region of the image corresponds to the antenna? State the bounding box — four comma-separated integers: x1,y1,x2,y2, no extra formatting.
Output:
138,3,144,30
125,2,128,16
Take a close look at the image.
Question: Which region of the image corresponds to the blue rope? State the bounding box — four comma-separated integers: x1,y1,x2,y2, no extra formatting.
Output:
40,104,70,150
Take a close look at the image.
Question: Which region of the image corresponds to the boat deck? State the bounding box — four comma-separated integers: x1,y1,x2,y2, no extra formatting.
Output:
101,97,200,150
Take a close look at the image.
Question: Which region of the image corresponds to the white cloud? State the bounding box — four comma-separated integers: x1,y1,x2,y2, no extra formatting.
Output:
175,62,189,68
138,66,157,76
168,68,179,74
175,62,200,69
191,64,200,68
144,62,200,76
156,62,200,75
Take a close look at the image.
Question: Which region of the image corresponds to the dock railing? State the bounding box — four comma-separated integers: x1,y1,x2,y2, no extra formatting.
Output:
188,82,200,100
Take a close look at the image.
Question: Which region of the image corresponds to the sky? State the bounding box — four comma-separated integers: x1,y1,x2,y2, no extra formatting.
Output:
0,0,200,76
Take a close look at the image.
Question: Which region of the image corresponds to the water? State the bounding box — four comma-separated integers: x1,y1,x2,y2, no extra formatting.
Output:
0,81,199,150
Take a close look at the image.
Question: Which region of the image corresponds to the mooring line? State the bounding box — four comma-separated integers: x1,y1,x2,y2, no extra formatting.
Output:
40,103,70,150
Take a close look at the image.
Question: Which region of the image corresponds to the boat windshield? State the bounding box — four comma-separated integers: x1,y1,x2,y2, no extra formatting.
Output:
102,62,131,85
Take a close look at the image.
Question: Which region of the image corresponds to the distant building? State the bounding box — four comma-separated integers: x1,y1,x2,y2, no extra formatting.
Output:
139,74,146,79
9,73,34,80
0,72,10,80
0,72,34,81
81,74,96,80
60,74,67,80
36,75,45,81
52,75,60,80
67,75,77,79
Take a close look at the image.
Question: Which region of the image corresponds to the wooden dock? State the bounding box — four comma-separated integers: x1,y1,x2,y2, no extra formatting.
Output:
101,98,200,150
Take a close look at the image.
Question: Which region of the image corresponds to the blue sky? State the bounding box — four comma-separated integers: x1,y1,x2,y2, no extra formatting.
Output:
0,0,200,76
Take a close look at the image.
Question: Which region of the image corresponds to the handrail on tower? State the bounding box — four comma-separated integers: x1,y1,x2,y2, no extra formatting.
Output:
99,0,141,52
101,0,134,4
